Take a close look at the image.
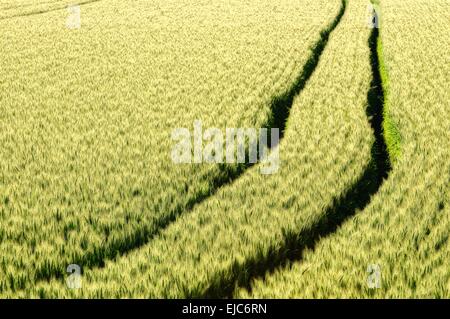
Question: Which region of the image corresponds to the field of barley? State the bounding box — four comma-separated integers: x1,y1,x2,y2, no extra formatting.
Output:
0,0,448,298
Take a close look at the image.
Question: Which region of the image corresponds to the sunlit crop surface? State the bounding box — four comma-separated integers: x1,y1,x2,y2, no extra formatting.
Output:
0,0,448,298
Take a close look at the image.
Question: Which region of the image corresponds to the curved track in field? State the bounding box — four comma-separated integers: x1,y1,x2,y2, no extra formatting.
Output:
223,23,392,298
5,0,395,298
15,0,348,288
67,0,346,276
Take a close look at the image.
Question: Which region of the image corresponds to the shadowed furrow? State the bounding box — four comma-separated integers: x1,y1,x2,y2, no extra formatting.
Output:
13,0,380,299
33,0,346,284
242,0,449,298
0,0,343,295
34,0,346,286
236,17,391,298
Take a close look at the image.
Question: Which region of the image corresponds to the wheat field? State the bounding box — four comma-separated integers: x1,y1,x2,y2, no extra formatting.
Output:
0,0,448,298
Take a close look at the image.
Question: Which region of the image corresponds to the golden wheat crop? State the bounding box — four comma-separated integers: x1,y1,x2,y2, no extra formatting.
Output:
0,0,447,298
7,0,387,298
239,0,450,298
0,0,342,295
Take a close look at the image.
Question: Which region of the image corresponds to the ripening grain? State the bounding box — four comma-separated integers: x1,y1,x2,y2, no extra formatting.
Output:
0,0,342,294
1,0,447,298
11,0,383,298
240,0,450,298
